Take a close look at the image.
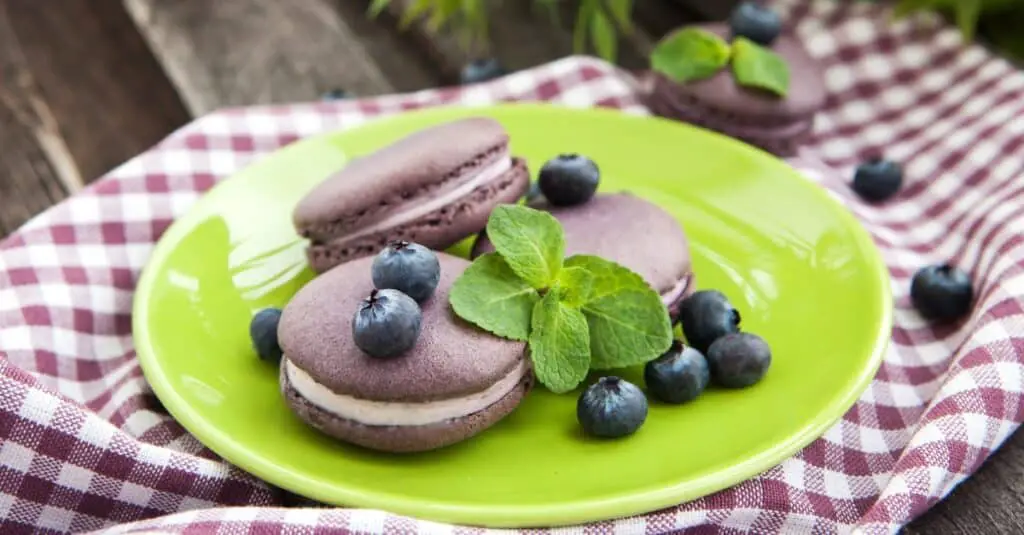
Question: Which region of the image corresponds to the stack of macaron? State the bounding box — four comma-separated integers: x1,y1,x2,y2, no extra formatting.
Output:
250,117,700,452
642,2,826,157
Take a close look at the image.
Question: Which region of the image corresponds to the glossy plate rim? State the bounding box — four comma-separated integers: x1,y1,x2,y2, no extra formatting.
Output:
133,103,893,527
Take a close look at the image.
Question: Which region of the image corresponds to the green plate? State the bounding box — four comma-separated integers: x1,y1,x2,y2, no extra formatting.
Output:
134,104,891,528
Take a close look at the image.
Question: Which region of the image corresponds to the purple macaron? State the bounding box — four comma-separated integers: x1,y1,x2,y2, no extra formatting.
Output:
277,253,533,453
643,23,826,156
472,192,695,320
293,118,530,273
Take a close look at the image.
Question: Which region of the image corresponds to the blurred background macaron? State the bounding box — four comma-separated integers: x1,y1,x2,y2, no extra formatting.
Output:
293,117,530,274
643,14,825,157
472,192,694,320
277,252,532,453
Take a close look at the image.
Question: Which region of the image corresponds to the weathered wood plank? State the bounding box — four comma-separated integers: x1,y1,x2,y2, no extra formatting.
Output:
122,0,435,115
907,429,1024,533
0,5,68,236
3,0,191,185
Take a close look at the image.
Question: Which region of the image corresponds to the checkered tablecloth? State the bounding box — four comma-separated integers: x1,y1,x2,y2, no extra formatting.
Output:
3,0,1024,533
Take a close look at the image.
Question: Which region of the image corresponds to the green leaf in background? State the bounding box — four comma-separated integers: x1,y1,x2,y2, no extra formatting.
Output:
650,28,732,83
485,205,565,290
564,255,673,370
529,291,592,394
449,253,539,341
590,10,618,62
731,37,790,97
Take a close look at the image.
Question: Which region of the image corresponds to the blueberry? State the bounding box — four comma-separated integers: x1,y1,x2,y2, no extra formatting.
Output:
352,289,422,358
911,264,973,321
250,308,283,363
644,340,710,404
729,1,783,46
371,241,441,303
706,332,771,388
576,376,648,439
852,158,903,202
321,88,352,101
525,181,543,203
678,290,741,355
459,58,506,85
537,154,600,207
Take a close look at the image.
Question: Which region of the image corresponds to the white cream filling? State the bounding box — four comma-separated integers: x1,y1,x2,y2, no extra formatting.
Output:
661,273,692,306
285,357,528,426
341,153,513,242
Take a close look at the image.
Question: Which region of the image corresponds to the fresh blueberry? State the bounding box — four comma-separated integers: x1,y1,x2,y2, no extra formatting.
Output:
678,290,741,355
371,241,441,303
352,289,422,358
644,340,710,404
460,58,506,85
537,154,600,207
576,376,648,439
852,158,903,202
321,88,352,101
706,332,772,388
525,181,543,203
729,1,783,46
911,264,973,321
250,308,283,363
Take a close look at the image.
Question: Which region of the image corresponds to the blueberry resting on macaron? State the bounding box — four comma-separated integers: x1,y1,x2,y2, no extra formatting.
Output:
911,264,973,322
352,288,422,359
278,253,533,453
371,241,441,303
537,154,600,207
729,1,783,46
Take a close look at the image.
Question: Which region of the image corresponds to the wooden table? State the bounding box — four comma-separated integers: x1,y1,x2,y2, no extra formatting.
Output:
1,1,1021,532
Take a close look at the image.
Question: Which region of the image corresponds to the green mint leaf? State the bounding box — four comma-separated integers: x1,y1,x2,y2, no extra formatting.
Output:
485,205,565,290
730,37,790,97
554,266,595,308
650,28,731,83
528,291,591,394
449,253,539,341
564,255,673,369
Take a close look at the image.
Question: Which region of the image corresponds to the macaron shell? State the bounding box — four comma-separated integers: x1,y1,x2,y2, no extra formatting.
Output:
281,363,533,453
293,117,510,235
661,23,826,123
647,90,812,157
304,158,530,273
470,192,692,296
278,253,528,402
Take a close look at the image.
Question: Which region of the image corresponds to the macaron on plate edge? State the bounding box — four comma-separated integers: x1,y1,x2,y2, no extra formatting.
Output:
133,103,892,527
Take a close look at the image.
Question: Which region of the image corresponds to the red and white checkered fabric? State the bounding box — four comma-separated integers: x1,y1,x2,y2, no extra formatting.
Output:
3,0,1024,533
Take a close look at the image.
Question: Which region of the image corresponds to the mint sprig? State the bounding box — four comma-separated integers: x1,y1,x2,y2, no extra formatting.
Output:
449,205,674,393
650,28,791,97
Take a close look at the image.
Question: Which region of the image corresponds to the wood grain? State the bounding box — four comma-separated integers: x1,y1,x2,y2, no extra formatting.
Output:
3,0,191,184
122,0,433,115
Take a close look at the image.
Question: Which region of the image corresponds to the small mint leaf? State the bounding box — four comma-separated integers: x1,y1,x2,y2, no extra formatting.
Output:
449,253,538,341
486,205,565,290
731,37,790,97
564,255,673,369
554,266,595,308
650,28,731,83
529,291,591,394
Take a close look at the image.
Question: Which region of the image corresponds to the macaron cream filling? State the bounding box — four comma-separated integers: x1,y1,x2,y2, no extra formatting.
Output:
284,357,528,426
660,273,692,307
338,153,514,244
